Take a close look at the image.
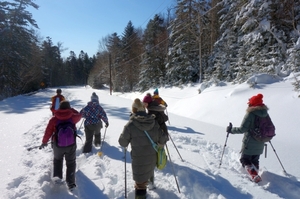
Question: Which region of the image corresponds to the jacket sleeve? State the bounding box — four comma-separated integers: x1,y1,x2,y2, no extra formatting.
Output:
118,126,131,148
99,106,108,124
231,112,252,134
71,108,82,124
42,118,56,144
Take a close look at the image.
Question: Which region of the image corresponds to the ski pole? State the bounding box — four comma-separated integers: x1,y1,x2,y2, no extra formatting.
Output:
269,141,287,174
78,119,85,130
219,122,231,168
168,133,184,161
28,141,51,151
264,144,267,158
165,144,181,193
97,127,107,156
124,147,127,198
27,145,41,151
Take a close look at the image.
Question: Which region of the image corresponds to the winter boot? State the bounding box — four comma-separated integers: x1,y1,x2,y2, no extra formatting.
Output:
135,189,147,199
67,183,77,192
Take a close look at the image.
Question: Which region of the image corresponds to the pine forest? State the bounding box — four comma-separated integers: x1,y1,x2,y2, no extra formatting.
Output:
1,0,300,100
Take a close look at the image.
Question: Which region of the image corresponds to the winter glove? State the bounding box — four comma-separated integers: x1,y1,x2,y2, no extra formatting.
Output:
226,122,232,134
39,143,48,150
105,122,109,128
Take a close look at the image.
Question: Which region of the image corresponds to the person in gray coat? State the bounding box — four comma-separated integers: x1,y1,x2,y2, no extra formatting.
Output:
226,93,269,174
118,98,167,199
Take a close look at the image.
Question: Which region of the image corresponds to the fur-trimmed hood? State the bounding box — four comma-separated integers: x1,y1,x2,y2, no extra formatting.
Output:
246,105,269,118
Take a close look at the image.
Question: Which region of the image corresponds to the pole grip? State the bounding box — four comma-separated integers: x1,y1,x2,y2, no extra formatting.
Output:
264,144,267,158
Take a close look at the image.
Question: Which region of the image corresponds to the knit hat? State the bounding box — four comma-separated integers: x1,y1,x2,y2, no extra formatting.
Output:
132,98,145,113
56,88,62,94
248,93,264,106
154,88,159,95
143,93,153,104
91,92,99,102
59,100,71,109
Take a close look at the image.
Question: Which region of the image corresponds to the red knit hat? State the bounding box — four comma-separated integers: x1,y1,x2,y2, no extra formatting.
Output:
248,93,264,106
143,94,153,104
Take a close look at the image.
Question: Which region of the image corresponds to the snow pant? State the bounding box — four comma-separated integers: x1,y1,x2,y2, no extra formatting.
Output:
240,154,260,169
53,143,77,186
82,123,102,153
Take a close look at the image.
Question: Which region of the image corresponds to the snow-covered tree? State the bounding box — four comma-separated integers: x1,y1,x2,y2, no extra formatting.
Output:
0,0,39,99
138,14,168,91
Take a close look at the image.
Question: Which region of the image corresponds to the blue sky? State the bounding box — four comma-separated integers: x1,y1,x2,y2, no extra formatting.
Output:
27,0,176,58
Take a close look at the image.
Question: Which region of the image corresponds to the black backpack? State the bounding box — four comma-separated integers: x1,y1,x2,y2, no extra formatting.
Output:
250,115,276,142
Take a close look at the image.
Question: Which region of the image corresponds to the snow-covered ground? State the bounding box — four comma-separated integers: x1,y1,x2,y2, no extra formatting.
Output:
0,74,299,199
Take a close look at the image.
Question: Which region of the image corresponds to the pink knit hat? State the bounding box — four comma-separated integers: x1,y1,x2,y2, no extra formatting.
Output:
143,94,152,104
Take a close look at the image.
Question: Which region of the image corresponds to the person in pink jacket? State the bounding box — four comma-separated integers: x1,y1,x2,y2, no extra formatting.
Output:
40,100,82,190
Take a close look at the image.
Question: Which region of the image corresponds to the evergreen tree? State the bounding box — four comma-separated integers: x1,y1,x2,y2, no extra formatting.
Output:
138,14,168,91
106,33,122,91
120,21,142,91
167,0,209,85
0,0,39,99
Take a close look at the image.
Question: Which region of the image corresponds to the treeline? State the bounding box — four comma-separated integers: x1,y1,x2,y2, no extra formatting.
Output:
88,0,300,92
1,0,300,100
0,1,94,100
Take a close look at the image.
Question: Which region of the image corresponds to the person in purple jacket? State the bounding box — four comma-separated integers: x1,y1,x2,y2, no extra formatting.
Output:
80,92,109,153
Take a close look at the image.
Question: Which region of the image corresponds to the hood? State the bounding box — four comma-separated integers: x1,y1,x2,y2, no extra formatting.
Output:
54,109,74,120
247,105,269,117
130,114,156,131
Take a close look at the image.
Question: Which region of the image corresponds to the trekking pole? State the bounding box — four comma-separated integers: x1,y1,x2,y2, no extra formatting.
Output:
166,108,170,125
219,122,231,168
27,145,41,151
78,119,85,130
264,144,267,158
269,141,287,174
124,147,127,198
168,134,184,161
165,144,181,193
97,127,107,156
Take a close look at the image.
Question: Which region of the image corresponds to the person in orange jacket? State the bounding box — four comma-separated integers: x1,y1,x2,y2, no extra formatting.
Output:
50,88,65,115
152,88,167,107
40,100,82,190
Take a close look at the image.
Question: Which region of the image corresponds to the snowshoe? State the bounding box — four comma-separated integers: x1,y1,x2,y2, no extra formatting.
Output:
245,165,262,183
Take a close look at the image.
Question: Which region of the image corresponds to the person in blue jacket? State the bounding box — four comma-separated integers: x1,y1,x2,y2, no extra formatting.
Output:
80,92,109,153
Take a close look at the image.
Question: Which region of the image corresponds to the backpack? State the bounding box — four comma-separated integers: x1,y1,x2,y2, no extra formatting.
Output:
250,115,276,142
156,146,167,170
55,119,77,147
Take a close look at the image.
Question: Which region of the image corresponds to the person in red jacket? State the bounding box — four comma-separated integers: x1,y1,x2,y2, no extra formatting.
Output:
40,100,82,190
50,88,65,115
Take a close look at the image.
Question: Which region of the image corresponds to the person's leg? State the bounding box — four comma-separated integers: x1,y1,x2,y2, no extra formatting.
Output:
93,123,102,146
53,145,64,179
135,181,147,199
240,154,252,167
82,125,94,153
65,145,77,188
148,169,155,189
251,155,260,170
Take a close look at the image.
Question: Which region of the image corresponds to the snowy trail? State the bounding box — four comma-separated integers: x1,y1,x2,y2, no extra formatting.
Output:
2,86,300,199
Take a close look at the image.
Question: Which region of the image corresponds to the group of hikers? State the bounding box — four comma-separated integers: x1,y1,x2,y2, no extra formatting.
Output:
40,87,271,198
